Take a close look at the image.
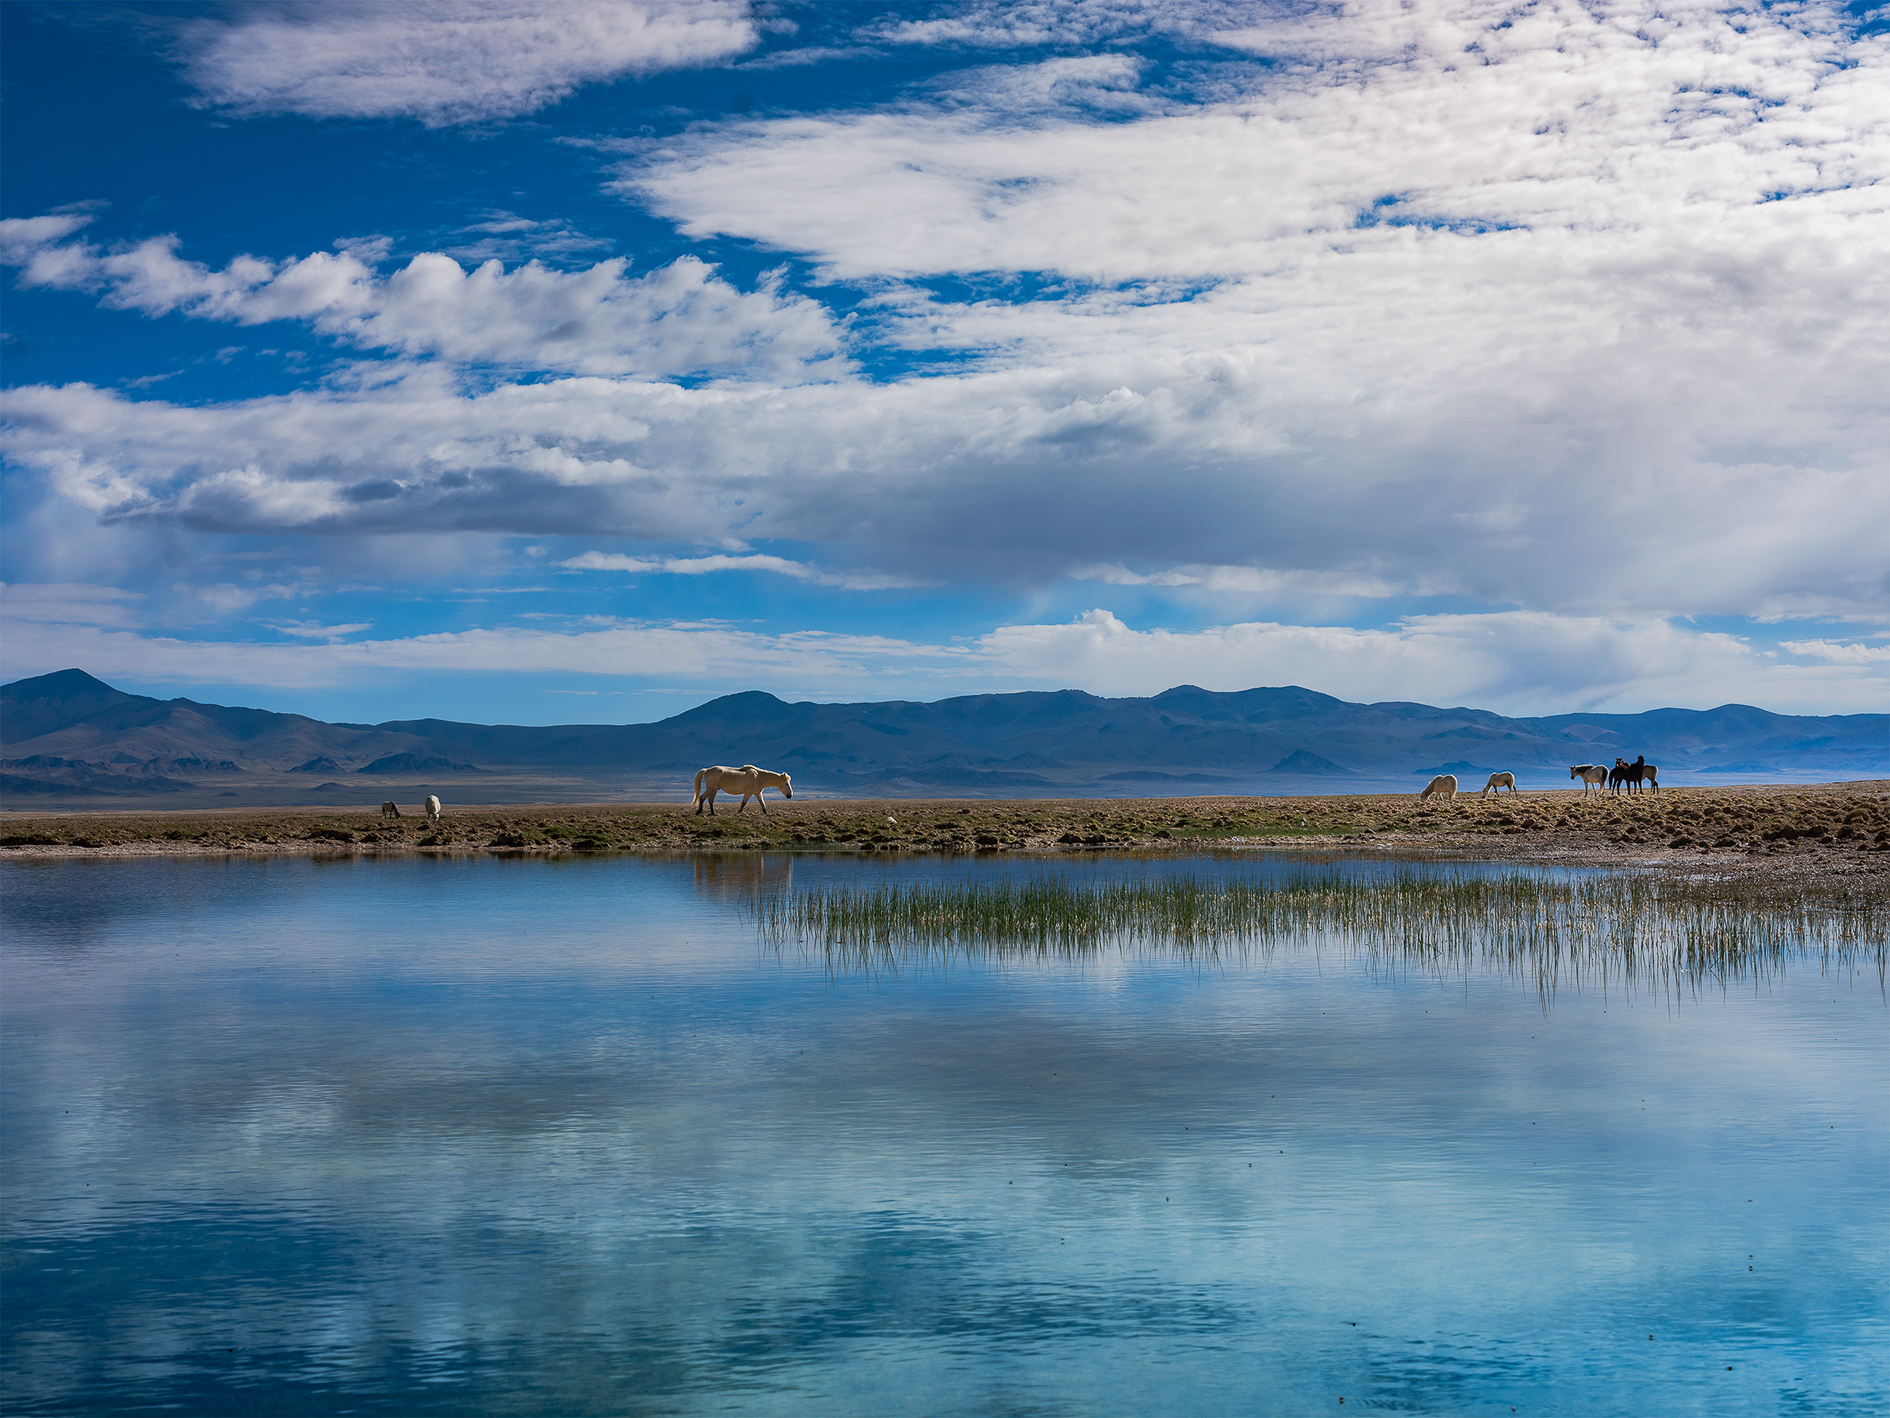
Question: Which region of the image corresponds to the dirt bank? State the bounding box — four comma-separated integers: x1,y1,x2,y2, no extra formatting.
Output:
6,781,1886,890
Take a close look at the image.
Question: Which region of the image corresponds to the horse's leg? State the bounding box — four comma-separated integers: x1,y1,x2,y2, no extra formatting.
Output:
758,790,770,815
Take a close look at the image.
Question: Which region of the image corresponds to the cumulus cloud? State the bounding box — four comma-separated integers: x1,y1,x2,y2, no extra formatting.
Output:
560,550,929,590
2,365,1881,621
0,217,846,380
4,585,1882,716
619,0,1886,627
632,0,1888,282
181,0,757,126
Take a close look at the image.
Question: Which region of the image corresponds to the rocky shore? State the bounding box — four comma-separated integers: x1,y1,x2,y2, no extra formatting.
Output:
5,781,1886,890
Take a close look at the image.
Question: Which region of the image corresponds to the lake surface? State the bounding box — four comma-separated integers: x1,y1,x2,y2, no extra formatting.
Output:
3,852,1884,1416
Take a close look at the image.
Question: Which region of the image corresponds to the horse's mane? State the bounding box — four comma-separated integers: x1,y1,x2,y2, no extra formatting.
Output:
741,764,759,772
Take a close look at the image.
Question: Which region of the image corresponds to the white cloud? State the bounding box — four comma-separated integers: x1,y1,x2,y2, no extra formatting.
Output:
584,0,1890,630
0,591,967,693
561,550,929,590
444,211,615,265
861,0,1235,52
182,0,757,126
3,366,1881,623
0,582,145,629
0,217,846,380
267,619,376,640
1777,639,1890,665
191,583,307,613
630,0,1888,282
0,213,93,268
1071,563,1409,598
5,585,1883,717
975,608,1890,715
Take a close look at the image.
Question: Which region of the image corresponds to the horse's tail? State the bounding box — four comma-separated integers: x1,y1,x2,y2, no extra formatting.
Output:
692,767,707,802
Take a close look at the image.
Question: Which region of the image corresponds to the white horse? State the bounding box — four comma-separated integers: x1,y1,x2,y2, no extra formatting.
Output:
1419,774,1458,800
425,795,442,822
694,764,792,816
380,801,402,819
1481,772,1517,797
1569,764,1606,792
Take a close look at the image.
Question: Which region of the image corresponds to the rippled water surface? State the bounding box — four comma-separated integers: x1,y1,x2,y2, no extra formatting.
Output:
3,853,1884,1415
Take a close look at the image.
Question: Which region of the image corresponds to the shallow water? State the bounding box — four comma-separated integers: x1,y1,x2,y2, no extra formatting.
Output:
3,852,1884,1416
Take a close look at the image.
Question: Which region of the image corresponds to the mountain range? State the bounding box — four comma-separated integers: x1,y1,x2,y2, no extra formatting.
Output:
3,669,1883,807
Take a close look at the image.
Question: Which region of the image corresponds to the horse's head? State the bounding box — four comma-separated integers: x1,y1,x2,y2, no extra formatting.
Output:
779,773,792,799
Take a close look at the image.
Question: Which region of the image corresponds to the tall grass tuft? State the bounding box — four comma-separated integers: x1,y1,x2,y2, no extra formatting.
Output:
755,868,1886,1002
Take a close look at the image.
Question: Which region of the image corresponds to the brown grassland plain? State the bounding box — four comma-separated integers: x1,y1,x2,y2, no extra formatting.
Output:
4,781,1886,889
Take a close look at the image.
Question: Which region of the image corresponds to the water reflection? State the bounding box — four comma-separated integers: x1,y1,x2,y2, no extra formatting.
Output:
3,854,1885,1417
693,850,795,903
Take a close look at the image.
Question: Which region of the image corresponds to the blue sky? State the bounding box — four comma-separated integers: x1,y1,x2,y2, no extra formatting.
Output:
2,0,1885,727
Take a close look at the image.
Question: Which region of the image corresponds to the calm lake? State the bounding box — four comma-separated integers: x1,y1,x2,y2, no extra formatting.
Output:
2,852,1884,1416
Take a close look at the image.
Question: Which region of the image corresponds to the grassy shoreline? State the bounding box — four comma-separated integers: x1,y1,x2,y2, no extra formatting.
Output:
4,781,1886,889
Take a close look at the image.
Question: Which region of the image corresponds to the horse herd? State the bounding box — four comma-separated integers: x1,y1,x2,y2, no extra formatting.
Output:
1420,756,1658,800
370,757,1660,822
697,759,1667,811
686,759,1663,813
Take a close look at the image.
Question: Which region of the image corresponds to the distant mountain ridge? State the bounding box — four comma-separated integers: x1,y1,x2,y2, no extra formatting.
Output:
2,668,1884,803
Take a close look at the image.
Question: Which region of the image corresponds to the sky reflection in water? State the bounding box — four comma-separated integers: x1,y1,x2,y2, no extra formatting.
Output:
3,853,1884,1416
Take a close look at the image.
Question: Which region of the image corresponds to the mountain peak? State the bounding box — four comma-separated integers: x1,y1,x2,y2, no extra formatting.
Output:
2,670,157,748
3,668,126,702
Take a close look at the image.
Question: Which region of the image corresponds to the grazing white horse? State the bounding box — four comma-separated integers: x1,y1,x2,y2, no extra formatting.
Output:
1419,774,1459,800
1569,764,1607,792
693,764,792,816
425,795,442,822
381,801,402,819
1481,772,1517,797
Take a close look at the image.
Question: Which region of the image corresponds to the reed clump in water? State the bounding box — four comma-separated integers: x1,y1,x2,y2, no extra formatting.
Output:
757,869,1885,998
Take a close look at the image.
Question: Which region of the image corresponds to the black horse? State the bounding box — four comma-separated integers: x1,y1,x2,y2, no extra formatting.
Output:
1611,756,1660,794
